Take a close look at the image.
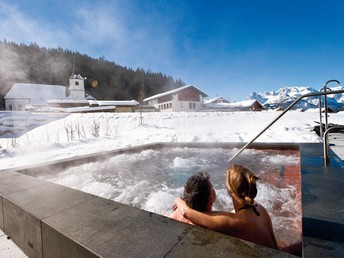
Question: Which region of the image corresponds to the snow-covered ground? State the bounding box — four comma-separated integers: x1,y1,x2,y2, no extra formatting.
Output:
1,110,343,169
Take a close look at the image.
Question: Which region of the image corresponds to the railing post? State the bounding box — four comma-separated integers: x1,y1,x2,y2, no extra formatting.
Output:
318,95,323,138
323,126,344,166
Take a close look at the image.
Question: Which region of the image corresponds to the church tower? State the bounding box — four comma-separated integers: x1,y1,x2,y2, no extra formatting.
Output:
69,73,85,100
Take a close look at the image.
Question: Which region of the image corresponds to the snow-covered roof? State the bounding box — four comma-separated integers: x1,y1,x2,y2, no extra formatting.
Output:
204,99,262,108
5,83,70,104
143,85,208,102
203,96,229,104
229,99,262,107
96,100,140,106
70,73,85,80
47,99,89,104
51,106,116,113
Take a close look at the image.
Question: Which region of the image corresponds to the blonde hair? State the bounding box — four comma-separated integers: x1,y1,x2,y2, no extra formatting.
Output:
227,164,260,205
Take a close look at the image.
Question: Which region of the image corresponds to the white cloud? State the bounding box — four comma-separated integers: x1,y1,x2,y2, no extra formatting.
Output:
0,1,177,74
73,4,127,46
0,2,70,48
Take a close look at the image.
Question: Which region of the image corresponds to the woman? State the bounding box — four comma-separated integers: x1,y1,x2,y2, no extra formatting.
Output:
174,164,278,249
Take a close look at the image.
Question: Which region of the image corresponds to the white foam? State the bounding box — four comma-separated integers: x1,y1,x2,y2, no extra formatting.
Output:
261,154,299,165
173,157,194,168
142,189,182,215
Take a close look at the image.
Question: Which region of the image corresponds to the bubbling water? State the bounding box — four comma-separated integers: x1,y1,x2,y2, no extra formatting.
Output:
38,147,301,248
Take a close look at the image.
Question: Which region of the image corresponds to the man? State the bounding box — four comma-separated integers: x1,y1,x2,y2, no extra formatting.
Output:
170,172,216,224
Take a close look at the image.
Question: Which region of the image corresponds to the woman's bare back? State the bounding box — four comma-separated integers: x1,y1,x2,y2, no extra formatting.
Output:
229,203,277,249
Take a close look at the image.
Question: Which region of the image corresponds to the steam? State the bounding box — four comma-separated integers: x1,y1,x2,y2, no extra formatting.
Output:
0,44,28,91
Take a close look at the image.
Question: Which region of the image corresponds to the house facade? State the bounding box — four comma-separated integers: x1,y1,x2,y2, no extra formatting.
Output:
143,85,208,112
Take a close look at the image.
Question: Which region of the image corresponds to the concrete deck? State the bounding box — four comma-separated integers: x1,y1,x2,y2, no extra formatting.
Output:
0,141,343,257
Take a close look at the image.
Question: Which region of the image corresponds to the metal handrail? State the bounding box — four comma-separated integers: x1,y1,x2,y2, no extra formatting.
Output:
323,126,344,166
320,79,340,135
228,89,344,163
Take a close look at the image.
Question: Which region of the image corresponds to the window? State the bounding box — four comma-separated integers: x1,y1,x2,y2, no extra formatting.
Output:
8,104,13,111
189,103,196,110
75,81,79,86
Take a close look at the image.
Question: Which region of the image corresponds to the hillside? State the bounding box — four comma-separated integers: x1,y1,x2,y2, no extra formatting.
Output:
0,41,185,108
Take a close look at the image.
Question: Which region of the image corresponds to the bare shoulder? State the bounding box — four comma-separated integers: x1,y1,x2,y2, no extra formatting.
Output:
256,203,271,217
204,211,242,233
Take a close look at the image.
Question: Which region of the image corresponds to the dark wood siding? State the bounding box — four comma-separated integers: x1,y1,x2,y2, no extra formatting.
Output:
158,94,172,103
177,88,200,101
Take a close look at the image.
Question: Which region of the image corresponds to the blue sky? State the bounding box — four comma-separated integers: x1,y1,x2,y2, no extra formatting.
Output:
1,0,343,101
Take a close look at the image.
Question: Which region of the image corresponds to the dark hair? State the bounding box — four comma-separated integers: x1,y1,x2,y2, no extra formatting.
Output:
183,172,212,211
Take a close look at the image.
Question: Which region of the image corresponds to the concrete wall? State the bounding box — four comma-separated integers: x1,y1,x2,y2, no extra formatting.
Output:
5,99,30,111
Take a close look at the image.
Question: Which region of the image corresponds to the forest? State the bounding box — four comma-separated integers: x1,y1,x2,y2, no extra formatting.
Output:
0,41,185,108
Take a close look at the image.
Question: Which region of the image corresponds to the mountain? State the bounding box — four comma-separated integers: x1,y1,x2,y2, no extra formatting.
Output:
247,86,344,111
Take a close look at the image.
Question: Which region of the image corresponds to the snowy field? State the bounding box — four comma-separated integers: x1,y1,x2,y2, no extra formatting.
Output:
0,110,343,170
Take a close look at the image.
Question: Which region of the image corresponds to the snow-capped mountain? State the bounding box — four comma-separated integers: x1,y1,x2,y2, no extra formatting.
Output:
247,86,344,111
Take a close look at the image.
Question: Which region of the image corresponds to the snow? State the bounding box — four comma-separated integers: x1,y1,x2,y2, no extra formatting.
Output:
96,100,139,106
5,83,69,104
0,229,27,258
47,99,89,104
1,110,343,170
50,105,116,113
205,99,260,109
143,84,208,102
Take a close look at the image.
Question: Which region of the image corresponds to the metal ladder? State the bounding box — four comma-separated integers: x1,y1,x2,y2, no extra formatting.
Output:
228,80,344,166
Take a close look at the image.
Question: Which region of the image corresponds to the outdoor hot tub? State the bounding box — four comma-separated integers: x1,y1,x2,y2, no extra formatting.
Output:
16,142,302,252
